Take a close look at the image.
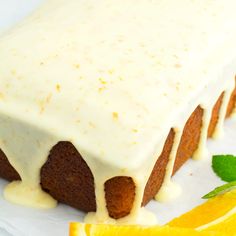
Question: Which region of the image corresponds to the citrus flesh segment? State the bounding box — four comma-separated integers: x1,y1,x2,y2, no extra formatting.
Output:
168,190,236,228
201,213,236,235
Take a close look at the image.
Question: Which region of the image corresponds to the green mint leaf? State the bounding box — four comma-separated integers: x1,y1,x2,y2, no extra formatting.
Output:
212,155,236,182
202,181,236,199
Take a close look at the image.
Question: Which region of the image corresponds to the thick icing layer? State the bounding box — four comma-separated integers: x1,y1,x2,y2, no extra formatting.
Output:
0,0,236,224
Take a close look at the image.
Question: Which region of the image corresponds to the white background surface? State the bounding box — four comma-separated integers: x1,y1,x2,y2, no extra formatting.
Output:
0,1,235,235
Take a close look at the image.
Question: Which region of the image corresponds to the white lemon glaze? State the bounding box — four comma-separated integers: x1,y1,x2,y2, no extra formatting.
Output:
0,0,235,225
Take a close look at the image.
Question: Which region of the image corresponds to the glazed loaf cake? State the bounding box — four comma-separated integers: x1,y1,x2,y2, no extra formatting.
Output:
1,86,236,220
0,0,236,224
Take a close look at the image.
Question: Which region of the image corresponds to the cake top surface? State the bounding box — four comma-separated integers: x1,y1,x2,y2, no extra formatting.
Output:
0,0,236,170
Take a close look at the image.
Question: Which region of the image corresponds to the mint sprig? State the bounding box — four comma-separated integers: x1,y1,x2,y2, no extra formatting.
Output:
202,181,236,199
212,155,236,182
202,154,236,199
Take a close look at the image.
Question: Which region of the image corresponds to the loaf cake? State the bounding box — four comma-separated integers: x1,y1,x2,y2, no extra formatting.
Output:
0,0,236,224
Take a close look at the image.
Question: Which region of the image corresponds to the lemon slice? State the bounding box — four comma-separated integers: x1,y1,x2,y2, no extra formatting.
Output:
69,223,223,236
168,190,236,228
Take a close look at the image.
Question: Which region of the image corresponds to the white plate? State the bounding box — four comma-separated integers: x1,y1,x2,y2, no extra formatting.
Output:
0,2,235,235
